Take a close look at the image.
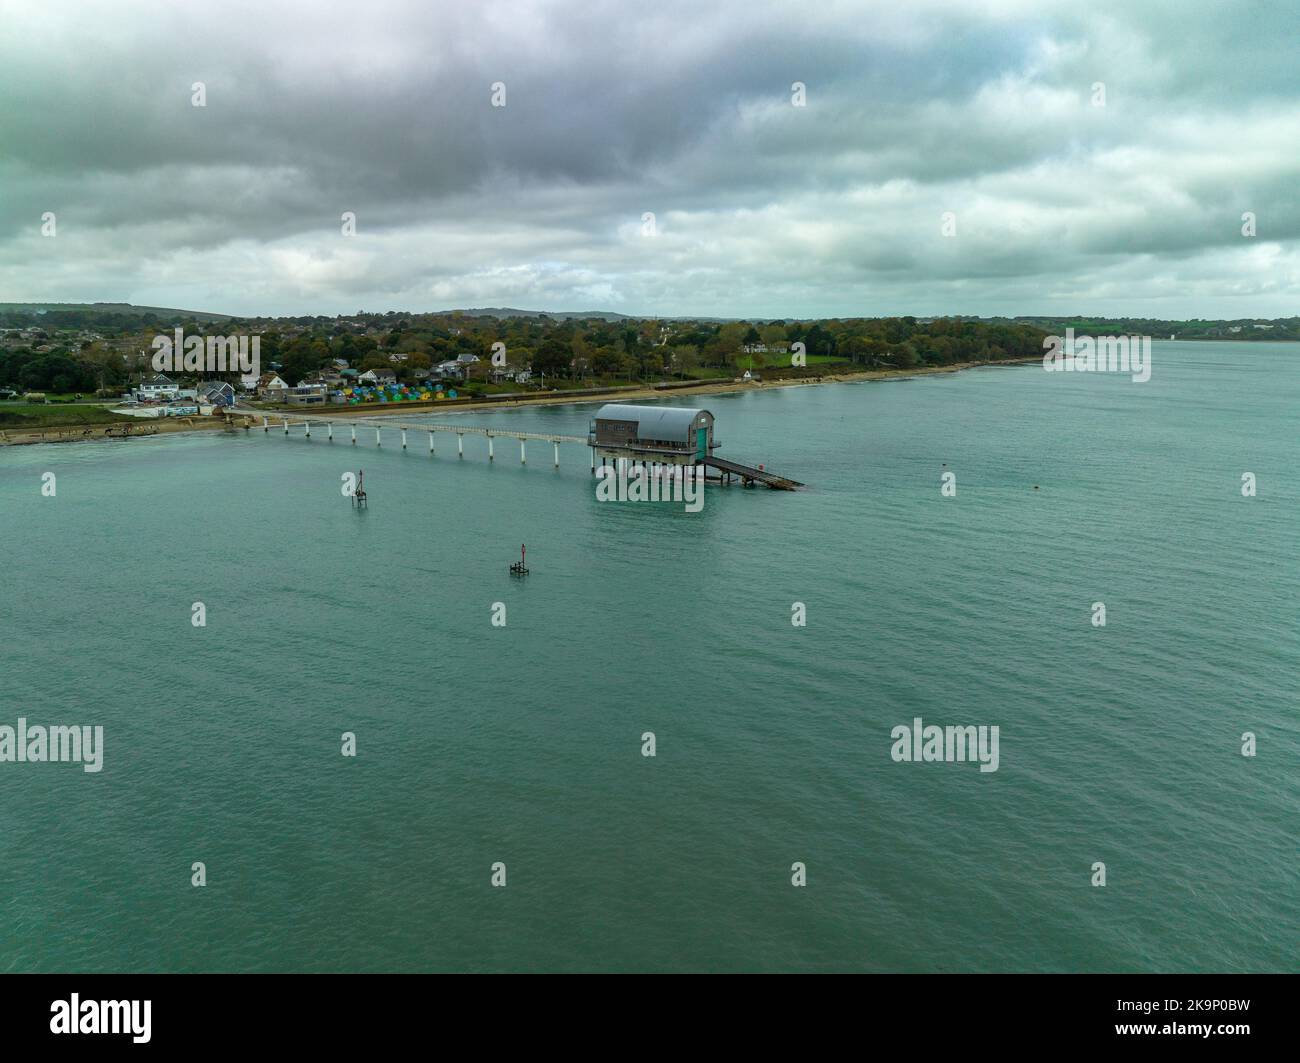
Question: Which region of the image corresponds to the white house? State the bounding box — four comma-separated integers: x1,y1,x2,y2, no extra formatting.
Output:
256,372,289,398
136,374,179,401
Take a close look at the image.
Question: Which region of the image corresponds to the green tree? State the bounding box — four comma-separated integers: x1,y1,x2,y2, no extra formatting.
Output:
671,345,700,379
532,339,571,378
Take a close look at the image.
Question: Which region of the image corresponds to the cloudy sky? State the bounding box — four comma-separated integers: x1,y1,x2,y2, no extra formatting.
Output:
1,0,1297,318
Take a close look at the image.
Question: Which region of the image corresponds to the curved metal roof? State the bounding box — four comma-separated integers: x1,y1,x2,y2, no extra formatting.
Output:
593,404,712,442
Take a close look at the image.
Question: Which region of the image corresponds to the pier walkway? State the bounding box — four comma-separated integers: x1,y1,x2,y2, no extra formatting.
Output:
232,407,585,465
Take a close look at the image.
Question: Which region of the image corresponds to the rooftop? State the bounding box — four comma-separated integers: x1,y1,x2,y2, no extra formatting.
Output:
593,403,711,443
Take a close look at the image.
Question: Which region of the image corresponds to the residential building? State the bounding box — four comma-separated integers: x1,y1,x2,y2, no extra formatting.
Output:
256,372,289,399
136,374,179,401
198,381,236,407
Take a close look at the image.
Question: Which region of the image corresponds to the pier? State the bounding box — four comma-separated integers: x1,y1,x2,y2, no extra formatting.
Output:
233,403,804,487
236,409,588,469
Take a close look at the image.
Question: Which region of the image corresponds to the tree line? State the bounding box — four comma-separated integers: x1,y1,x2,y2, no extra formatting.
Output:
0,311,1053,393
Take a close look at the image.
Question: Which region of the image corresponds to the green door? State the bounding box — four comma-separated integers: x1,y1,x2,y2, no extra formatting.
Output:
695,427,708,459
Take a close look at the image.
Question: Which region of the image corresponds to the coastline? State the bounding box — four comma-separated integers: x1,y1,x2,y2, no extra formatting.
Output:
1,358,1038,446
380,357,1040,416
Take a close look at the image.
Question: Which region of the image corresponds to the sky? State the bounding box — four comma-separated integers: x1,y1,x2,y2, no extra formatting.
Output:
1,0,1297,319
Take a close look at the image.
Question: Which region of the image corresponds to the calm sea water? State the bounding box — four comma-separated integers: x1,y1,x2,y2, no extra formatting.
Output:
1,342,1295,972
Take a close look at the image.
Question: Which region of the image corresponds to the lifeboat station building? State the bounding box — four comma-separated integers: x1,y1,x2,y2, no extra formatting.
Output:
588,404,716,469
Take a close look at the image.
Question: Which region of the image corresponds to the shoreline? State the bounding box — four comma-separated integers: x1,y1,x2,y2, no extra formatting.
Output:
0,416,229,447
2,358,1038,446
241,357,1041,419
402,357,1040,415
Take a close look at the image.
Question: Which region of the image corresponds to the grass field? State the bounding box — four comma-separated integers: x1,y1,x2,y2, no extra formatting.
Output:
38,393,116,404
0,403,125,428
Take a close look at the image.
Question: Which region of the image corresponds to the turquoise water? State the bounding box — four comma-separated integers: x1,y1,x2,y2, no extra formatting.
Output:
1,342,1295,972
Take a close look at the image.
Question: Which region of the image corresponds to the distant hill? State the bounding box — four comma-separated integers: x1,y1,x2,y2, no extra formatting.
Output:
434,307,734,322
0,302,233,323
0,301,732,324
434,307,633,321
7,304,1290,334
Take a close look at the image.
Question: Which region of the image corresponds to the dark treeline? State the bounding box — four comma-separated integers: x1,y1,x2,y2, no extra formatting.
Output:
994,315,1300,341
0,310,216,392
1,309,1051,393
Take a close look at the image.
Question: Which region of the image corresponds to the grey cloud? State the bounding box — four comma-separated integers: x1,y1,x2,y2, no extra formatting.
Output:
0,0,1296,317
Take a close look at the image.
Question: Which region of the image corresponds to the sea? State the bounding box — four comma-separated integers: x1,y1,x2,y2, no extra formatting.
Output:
1,341,1295,972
